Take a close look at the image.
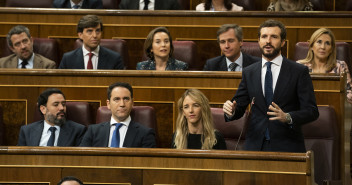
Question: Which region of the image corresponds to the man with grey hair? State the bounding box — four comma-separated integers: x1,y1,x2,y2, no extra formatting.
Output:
0,25,56,69
203,24,259,71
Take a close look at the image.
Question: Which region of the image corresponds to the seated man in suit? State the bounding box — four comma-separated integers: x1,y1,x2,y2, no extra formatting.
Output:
119,0,181,10
80,82,156,148
59,15,124,69
203,24,260,71
53,0,103,9
0,25,56,69
17,88,86,146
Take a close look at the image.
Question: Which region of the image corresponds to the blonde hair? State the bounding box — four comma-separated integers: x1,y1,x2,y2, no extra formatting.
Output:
299,28,336,72
174,89,217,149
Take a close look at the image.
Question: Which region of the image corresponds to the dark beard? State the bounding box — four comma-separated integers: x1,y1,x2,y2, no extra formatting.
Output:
45,111,66,126
260,45,281,60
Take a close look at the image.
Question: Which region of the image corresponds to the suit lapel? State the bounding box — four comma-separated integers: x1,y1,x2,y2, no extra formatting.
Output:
252,62,268,114
123,121,138,147
33,55,43,68
31,121,44,146
10,56,19,68
97,47,106,69
57,122,69,146
273,58,291,104
220,56,228,71
133,0,140,9
76,48,85,69
101,122,111,147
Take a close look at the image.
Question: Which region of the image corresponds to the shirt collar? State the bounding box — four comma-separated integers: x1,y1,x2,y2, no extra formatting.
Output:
110,115,131,127
18,53,34,66
261,54,283,68
82,45,99,57
70,0,83,8
43,120,60,132
226,52,243,68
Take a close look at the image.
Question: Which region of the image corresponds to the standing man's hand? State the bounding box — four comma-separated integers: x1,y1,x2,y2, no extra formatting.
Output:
223,100,237,117
267,102,289,123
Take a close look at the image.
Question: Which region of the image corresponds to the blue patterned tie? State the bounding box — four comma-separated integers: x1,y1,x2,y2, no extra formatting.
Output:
72,4,80,9
47,127,56,146
110,123,123,147
264,62,273,141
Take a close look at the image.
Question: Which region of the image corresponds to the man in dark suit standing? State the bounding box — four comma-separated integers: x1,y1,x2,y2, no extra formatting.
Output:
17,88,86,146
203,24,260,71
80,82,156,148
119,0,181,10
59,15,124,70
53,0,103,9
223,19,319,152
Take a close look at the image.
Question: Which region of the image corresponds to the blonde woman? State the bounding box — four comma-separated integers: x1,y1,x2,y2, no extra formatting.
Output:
267,0,313,11
297,28,352,103
172,89,227,150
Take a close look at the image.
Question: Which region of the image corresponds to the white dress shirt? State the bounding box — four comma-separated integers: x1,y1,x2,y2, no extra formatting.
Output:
261,55,283,97
108,116,131,147
226,52,243,71
139,0,155,10
18,53,34,69
39,121,60,146
82,45,99,69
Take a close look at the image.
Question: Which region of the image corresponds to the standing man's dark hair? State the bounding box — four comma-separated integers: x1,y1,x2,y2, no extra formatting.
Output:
77,15,103,33
107,82,133,100
37,88,66,112
258,19,286,41
57,176,83,185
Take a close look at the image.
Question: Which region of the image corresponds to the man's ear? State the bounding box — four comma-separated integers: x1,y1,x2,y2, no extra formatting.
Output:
78,32,83,40
39,105,47,115
281,40,286,48
106,99,111,110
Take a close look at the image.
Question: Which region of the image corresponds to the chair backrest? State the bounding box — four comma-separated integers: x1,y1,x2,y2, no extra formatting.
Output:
102,0,119,9
232,0,255,10
211,107,248,150
2,38,60,68
302,106,339,185
142,40,198,70
96,106,159,146
310,0,325,10
241,42,261,58
5,0,53,7
74,38,129,69
294,42,351,72
346,0,352,10
33,101,94,127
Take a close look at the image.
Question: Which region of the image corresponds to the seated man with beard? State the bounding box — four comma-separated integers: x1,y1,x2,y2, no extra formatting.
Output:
17,88,86,146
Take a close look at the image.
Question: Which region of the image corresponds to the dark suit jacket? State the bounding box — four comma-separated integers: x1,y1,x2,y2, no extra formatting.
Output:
203,53,260,71
119,0,181,10
17,120,86,146
53,0,103,9
79,121,156,148
0,53,56,69
59,46,124,69
226,57,319,153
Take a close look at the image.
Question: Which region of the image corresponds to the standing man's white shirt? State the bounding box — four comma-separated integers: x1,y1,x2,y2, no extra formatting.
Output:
261,54,282,96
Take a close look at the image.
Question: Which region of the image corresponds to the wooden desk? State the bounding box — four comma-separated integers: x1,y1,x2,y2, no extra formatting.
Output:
0,146,316,185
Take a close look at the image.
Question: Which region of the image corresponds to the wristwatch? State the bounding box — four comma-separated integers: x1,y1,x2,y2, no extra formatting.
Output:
286,113,293,124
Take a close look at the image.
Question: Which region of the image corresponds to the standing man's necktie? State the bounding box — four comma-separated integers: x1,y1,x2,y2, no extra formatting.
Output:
21,60,28,69
110,123,123,147
143,0,150,10
87,52,93,69
229,62,238,71
72,4,80,9
264,61,273,141
47,127,57,146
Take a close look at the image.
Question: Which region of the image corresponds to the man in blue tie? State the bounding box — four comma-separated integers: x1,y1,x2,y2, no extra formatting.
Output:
17,88,86,146
222,19,319,152
80,82,156,148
